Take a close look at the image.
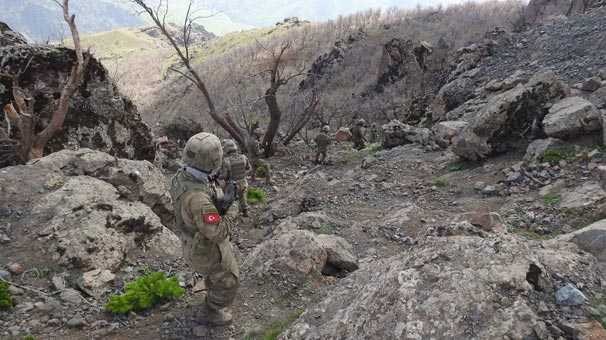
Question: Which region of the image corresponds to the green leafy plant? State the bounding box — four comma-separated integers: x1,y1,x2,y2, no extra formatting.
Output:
0,280,13,310
590,294,606,328
543,194,561,206
365,143,382,154
22,335,36,340
247,187,267,205
542,147,576,164
105,272,184,314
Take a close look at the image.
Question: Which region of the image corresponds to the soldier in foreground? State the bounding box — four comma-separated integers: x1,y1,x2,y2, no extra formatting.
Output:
314,125,331,165
170,133,239,326
351,118,367,150
221,139,251,217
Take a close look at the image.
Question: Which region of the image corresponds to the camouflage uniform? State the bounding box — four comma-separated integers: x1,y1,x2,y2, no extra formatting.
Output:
369,123,380,144
170,133,239,326
221,139,251,216
247,136,272,185
351,119,367,150
314,126,331,165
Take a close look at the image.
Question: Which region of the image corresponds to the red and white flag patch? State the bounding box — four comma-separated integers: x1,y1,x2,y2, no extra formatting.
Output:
202,212,222,225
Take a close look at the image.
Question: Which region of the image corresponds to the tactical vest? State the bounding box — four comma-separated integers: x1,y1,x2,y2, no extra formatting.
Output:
170,169,211,238
227,154,248,180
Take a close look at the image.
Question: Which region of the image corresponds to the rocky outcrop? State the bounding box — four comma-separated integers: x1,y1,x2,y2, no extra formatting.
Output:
432,121,468,148
243,230,358,284
543,97,601,138
0,149,179,274
558,219,606,261
524,137,567,162
525,0,602,25
382,120,434,149
0,22,154,163
451,71,569,161
282,231,603,340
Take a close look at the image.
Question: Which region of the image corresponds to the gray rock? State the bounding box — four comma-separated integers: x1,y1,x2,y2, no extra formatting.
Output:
432,121,469,148
543,97,601,139
60,289,84,305
316,234,359,273
281,233,602,339
559,182,606,210
382,120,435,149
558,219,606,261
0,34,154,161
452,71,568,160
555,284,586,306
524,138,567,162
0,270,10,280
481,185,498,196
581,76,603,92
67,315,87,328
599,68,606,81
8,285,24,295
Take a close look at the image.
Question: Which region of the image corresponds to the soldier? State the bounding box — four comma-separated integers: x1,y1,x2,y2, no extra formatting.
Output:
351,118,367,150
369,123,380,144
169,133,239,326
314,125,331,165
247,133,272,185
221,139,252,217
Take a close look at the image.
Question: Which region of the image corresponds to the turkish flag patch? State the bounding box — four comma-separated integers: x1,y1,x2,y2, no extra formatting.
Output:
202,212,222,225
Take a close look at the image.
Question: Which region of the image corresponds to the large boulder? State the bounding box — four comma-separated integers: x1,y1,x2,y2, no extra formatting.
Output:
242,230,358,287
432,121,469,148
524,137,568,162
558,219,606,261
0,149,179,274
543,97,601,139
0,23,154,163
452,71,569,161
382,120,434,149
282,232,603,340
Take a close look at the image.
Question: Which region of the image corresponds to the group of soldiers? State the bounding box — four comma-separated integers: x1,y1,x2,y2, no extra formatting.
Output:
313,119,381,164
169,119,381,327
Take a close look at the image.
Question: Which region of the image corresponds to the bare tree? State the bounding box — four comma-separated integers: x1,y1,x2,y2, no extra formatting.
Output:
130,0,246,147
256,40,307,156
2,0,88,161
282,91,320,146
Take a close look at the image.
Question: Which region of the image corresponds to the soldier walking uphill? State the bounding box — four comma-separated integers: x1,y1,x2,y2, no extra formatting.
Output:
221,139,252,217
170,133,239,326
247,132,272,185
351,119,367,150
314,125,331,165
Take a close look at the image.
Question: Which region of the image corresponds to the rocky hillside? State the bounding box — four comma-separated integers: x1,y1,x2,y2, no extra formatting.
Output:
1,2,606,340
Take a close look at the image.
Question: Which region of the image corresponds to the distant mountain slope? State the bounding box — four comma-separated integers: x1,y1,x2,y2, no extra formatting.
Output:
0,0,143,42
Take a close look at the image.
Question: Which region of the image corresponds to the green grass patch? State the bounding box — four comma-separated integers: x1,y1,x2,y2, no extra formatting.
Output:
365,143,382,154
542,147,576,164
590,294,606,328
22,336,36,340
245,309,304,340
316,223,336,235
105,272,184,314
433,178,449,188
0,280,13,310
247,187,267,205
543,194,561,206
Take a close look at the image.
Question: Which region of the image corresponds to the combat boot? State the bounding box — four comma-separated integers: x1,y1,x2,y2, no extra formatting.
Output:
206,305,233,326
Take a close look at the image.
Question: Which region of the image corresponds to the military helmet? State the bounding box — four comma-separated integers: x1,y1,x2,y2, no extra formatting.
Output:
357,118,366,126
322,125,330,133
222,139,238,155
182,132,223,173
